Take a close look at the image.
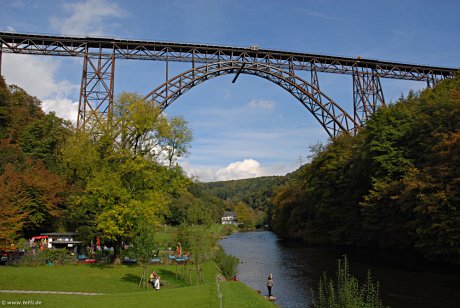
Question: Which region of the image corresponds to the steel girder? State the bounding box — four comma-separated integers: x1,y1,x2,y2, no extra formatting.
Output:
144,61,359,138
352,67,385,125
0,31,456,82
77,46,115,129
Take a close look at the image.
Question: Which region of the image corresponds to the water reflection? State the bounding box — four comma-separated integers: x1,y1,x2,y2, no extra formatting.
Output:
220,230,460,308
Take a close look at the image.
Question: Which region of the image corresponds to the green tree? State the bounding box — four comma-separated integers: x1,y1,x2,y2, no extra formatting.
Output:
234,202,257,228
20,112,71,172
162,116,192,167
63,92,192,263
131,219,158,289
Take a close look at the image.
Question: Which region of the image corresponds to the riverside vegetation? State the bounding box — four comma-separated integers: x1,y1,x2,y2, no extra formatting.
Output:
312,256,385,308
271,75,460,267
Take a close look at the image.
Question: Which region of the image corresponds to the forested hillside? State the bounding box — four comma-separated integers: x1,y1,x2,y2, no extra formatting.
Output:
271,75,460,265
0,76,71,240
198,176,286,227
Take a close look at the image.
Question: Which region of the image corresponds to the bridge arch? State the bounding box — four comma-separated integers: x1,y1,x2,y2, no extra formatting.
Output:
144,61,359,137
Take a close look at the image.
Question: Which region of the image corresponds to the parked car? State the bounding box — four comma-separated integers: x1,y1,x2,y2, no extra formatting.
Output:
122,256,137,264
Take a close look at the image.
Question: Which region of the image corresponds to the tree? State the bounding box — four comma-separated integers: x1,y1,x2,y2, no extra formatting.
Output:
0,79,71,241
131,219,157,289
62,92,192,263
162,116,192,167
114,92,168,158
0,165,30,244
178,224,214,283
19,112,71,172
234,202,256,228
0,161,67,239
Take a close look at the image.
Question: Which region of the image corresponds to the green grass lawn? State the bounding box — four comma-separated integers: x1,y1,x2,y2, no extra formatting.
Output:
0,263,276,308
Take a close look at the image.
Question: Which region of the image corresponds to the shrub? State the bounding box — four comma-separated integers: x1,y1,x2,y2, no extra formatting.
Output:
311,255,387,308
45,248,69,265
16,251,47,266
214,246,238,280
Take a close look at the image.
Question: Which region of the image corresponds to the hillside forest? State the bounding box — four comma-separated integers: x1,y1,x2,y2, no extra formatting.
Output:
271,75,460,266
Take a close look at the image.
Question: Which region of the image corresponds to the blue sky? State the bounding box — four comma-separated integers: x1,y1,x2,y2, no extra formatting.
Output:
1,0,459,181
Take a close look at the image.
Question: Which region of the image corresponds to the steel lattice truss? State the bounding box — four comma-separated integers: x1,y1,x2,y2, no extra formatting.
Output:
352,67,386,125
144,61,358,137
78,48,115,128
0,31,458,135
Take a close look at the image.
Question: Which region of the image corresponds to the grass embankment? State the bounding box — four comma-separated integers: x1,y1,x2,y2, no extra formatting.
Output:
0,263,275,307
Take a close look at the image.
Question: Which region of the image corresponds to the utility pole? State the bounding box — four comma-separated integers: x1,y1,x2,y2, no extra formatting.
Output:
297,154,304,167
0,42,3,76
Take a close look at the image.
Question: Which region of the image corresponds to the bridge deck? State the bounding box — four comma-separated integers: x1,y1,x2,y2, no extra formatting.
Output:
0,31,457,80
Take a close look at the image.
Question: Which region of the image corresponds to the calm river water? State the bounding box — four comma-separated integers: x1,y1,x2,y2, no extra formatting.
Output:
220,230,460,308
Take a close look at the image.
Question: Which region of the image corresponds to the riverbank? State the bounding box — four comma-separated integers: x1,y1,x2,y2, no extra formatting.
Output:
0,263,276,307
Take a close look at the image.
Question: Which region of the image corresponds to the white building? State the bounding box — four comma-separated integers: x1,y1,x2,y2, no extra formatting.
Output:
221,211,237,225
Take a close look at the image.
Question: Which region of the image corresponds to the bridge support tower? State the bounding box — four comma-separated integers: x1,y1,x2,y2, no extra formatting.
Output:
77,46,115,129
352,67,385,126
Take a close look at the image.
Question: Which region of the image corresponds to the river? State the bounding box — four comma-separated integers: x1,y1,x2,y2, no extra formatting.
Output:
220,230,460,308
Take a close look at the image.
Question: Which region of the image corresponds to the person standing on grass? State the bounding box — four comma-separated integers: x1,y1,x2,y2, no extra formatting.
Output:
267,273,273,297
154,275,161,290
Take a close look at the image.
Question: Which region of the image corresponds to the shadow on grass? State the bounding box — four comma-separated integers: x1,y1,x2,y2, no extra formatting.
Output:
154,267,198,288
157,268,177,279
86,262,139,270
121,273,141,284
88,263,115,269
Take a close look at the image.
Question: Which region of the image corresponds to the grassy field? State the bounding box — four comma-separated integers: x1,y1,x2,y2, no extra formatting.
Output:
0,262,275,308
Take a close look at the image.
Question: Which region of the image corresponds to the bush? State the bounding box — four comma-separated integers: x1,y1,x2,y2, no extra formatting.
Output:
45,248,69,265
16,249,69,266
214,246,238,280
16,251,48,266
311,255,387,308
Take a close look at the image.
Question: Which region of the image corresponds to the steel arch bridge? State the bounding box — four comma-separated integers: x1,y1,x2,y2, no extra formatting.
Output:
144,61,358,137
0,31,457,137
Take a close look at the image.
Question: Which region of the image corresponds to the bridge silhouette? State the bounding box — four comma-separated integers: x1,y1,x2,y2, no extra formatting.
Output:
0,31,457,137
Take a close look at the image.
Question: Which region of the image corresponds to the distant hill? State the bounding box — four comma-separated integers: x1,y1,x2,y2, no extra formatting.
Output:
197,176,288,213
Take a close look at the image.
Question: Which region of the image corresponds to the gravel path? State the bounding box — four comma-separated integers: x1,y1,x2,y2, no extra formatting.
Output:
0,290,104,296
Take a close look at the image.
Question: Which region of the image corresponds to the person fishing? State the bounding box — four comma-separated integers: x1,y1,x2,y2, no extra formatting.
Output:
267,273,274,298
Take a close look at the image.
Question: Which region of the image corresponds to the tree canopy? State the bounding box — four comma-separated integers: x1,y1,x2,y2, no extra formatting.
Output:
271,75,460,265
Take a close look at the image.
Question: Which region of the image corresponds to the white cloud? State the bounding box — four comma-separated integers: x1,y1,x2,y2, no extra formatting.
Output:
296,8,341,21
3,54,79,99
5,26,17,32
3,53,80,122
216,159,262,180
42,99,79,124
181,159,298,182
50,0,126,36
247,99,275,110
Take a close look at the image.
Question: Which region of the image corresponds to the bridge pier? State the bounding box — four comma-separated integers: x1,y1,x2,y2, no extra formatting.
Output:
0,42,2,76
77,45,115,129
426,73,440,88
352,68,385,126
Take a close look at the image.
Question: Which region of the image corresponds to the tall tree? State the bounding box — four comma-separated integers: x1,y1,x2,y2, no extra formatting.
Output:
63,92,192,263
162,116,192,167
